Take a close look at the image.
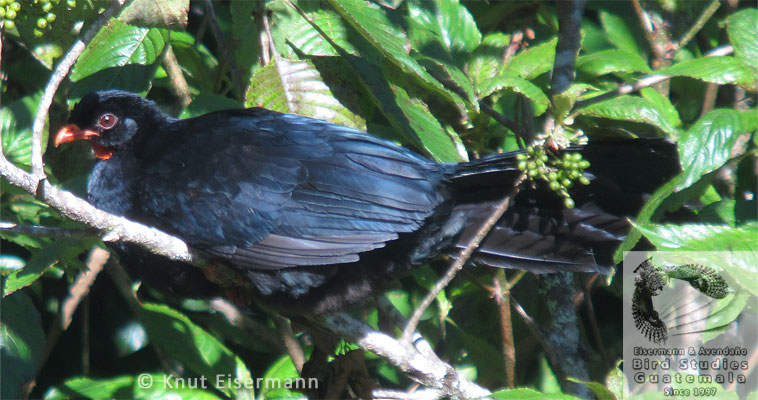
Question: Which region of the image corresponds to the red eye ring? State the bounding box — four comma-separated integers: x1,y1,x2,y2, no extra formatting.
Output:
98,113,118,129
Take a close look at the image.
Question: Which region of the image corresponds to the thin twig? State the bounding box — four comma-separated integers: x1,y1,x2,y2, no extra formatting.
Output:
631,0,666,65
163,45,192,109
509,295,567,385
203,0,245,99
574,45,734,110
492,269,515,387
29,0,127,185
676,0,721,52
478,101,521,138
401,174,527,343
580,276,609,369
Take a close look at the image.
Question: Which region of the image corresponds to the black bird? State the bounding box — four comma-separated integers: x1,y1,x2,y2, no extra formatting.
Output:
55,90,679,314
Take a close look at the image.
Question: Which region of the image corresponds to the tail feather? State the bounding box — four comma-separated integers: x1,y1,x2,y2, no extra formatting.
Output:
445,139,681,274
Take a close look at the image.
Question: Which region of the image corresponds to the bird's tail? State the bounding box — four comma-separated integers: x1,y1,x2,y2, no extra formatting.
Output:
444,139,681,274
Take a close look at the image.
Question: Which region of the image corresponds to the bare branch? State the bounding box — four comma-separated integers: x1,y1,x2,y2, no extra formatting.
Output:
401,174,527,343
271,314,306,373
29,0,128,184
318,313,490,399
551,0,584,95
0,153,200,264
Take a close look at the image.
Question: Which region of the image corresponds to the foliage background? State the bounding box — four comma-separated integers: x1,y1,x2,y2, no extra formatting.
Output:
1,0,756,398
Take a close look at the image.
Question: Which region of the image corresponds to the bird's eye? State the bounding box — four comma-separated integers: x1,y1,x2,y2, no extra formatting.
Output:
98,113,119,129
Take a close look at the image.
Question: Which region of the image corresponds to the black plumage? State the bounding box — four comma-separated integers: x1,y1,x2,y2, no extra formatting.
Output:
55,90,680,314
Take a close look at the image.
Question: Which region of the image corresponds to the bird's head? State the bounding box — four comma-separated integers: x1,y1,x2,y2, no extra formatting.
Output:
55,90,165,160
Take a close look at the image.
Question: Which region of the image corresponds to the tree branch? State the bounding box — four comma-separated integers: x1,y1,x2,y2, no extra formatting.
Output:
29,0,128,184
318,313,490,399
0,154,200,265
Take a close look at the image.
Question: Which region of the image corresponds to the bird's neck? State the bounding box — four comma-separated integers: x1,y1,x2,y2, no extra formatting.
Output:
87,152,140,216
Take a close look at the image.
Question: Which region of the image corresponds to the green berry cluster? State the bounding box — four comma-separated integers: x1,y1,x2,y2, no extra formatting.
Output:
0,0,21,30
516,146,591,209
1,0,76,36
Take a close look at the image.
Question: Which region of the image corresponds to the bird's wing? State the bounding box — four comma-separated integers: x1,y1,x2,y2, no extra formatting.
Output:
137,109,444,269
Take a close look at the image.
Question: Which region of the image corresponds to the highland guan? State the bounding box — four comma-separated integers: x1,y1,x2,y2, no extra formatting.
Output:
55,90,679,314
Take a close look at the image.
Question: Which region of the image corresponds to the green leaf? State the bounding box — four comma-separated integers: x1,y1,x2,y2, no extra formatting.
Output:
385,72,466,162
467,32,511,86
1,292,45,400
1,95,43,168
677,109,750,190
3,239,96,296
702,291,752,342
640,87,681,129
478,75,550,116
180,93,243,119
70,19,167,101
605,363,624,400
552,83,595,124
327,0,464,113
599,10,644,56
726,8,758,66
635,222,758,252
170,31,218,92
490,388,581,399
137,303,252,398
244,58,366,130
567,377,617,400
406,0,481,56
658,56,753,86
576,49,651,76
44,374,224,400
504,37,558,80
257,355,304,400
119,0,189,30
415,54,478,112
577,95,676,136
275,6,354,57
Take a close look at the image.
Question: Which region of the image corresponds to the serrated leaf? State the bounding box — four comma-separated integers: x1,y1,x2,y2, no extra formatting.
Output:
677,109,750,190
137,303,252,398
327,0,464,113
634,222,758,252
658,56,753,86
415,54,478,112
640,87,681,129
467,32,511,86
553,83,595,123
478,75,549,116
726,8,758,65
278,7,354,57
406,0,481,56
386,75,466,162
578,95,676,135
1,292,45,400
70,19,167,101
119,0,188,30
576,49,651,76
245,58,365,130
504,38,558,80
